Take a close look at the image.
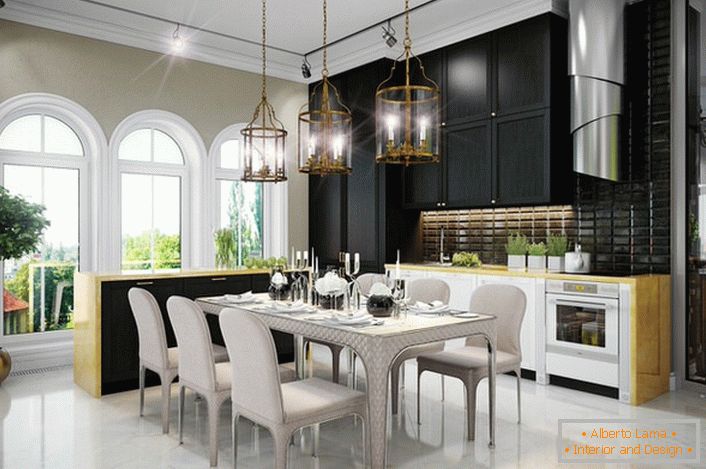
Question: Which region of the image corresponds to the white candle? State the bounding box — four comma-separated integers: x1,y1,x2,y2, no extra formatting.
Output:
303,251,308,261
291,246,295,267
296,251,302,261
354,252,360,266
386,116,395,142
315,257,319,274
419,118,427,142
308,136,316,156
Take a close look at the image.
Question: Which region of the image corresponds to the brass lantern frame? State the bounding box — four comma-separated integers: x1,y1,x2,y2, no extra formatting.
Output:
297,0,353,176
241,0,287,183
375,0,441,165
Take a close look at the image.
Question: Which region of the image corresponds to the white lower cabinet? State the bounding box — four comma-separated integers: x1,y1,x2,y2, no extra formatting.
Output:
476,275,537,372
434,272,476,311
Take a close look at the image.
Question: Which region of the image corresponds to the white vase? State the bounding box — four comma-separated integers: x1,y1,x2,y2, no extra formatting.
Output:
527,255,546,272
547,256,565,273
507,254,526,271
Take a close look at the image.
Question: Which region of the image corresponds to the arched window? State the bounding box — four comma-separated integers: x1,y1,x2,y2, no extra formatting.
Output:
111,111,206,272
209,125,265,267
0,94,103,338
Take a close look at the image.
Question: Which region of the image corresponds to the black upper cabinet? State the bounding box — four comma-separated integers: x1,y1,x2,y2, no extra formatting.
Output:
494,15,550,115
493,110,549,205
445,121,493,208
446,35,491,124
403,13,570,209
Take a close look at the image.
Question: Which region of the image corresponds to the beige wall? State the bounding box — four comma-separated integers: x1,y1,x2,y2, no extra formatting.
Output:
0,19,308,255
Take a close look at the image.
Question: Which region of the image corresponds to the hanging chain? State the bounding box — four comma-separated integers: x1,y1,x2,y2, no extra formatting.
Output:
322,0,328,77
403,0,411,49
261,0,267,100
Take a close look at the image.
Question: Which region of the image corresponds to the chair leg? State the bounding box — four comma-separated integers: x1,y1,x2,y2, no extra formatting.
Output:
208,399,222,467
138,363,145,417
312,423,320,458
441,376,446,402
178,385,185,444
465,379,478,441
391,360,401,415
273,432,290,469
161,378,171,434
416,369,423,425
232,413,240,469
516,368,522,424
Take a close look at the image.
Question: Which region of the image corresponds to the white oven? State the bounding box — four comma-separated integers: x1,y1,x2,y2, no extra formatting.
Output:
545,280,620,388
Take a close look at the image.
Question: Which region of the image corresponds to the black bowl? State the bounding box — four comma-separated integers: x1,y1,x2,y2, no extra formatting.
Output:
268,283,291,301
319,294,345,310
366,295,395,318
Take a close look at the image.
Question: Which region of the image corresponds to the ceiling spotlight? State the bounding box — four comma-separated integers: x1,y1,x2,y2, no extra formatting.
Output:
301,55,312,79
172,23,185,52
382,20,397,48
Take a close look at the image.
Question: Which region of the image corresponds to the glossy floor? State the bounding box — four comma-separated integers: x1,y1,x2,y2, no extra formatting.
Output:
1,353,705,468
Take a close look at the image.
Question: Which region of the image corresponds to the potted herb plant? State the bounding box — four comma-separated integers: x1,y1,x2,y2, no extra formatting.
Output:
505,233,528,271
527,242,547,272
546,233,568,272
0,187,50,384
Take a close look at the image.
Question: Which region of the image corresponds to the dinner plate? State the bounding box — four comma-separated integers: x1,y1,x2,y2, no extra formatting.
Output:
455,312,480,319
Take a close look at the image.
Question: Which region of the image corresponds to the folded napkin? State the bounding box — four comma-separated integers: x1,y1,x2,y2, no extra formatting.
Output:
328,310,375,325
272,300,310,312
224,291,256,303
409,301,450,313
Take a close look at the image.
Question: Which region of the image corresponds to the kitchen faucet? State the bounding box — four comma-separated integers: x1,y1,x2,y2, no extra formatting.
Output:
439,227,450,264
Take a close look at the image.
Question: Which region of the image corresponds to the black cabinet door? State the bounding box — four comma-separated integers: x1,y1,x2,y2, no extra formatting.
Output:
101,278,182,394
182,275,252,346
493,109,550,205
494,15,549,116
309,174,345,266
445,121,493,208
402,163,443,209
445,35,491,124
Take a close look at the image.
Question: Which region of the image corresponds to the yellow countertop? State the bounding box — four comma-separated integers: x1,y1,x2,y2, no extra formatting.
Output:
384,263,668,285
76,267,292,283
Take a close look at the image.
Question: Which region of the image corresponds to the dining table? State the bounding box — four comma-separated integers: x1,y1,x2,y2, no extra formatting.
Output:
196,294,497,469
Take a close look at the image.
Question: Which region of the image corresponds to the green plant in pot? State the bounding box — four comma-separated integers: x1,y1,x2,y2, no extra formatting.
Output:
527,241,547,272
0,187,50,384
505,233,528,271
214,228,236,269
546,233,568,272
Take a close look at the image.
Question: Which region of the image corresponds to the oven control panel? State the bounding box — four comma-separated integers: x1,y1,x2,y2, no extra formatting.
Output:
545,280,620,299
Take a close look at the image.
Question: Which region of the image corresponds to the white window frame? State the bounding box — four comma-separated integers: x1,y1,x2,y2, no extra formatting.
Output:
0,93,106,367
206,124,288,267
109,110,207,271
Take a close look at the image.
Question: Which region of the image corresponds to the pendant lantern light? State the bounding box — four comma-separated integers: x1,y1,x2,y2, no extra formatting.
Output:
241,0,287,182
297,0,353,175
375,0,440,165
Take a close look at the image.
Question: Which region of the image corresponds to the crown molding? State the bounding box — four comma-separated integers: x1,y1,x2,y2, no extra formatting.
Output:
3,0,567,84
0,1,304,82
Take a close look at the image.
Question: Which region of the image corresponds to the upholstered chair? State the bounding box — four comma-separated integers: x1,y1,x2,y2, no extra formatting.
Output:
219,308,368,469
128,288,228,434
416,284,526,441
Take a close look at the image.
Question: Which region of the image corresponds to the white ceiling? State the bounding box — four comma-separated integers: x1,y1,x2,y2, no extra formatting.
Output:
0,0,568,82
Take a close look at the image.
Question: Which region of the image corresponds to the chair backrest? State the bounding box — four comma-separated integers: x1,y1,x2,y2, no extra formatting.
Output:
357,273,387,296
466,284,526,357
219,308,285,423
166,296,217,390
128,288,168,368
408,278,451,304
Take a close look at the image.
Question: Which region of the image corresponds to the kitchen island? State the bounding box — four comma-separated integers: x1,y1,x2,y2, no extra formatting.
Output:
74,268,295,397
386,264,671,405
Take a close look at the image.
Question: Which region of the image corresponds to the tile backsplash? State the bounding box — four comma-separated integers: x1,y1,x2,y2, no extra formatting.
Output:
421,206,576,266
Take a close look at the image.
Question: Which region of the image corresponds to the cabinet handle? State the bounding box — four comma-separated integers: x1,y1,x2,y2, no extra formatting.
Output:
211,277,227,281
491,112,497,117
441,202,446,207
135,281,153,286
440,122,446,127
491,199,496,204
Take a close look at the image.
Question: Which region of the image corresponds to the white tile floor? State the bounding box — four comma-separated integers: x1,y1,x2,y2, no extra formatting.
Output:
1,349,705,469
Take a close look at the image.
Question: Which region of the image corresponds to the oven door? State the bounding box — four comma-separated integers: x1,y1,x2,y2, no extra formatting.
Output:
546,294,619,357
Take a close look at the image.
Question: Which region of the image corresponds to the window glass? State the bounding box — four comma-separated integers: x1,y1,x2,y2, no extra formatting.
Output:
118,128,151,162
2,164,79,335
121,173,181,272
0,115,41,152
43,116,83,155
218,179,263,265
153,129,183,164
219,139,241,169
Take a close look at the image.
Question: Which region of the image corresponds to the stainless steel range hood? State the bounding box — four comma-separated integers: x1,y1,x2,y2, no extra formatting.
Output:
569,0,625,181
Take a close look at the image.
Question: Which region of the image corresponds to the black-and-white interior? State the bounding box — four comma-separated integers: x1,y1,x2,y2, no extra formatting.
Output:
0,0,705,467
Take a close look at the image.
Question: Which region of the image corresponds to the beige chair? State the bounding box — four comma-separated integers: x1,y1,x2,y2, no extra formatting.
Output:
390,277,451,415
416,284,526,441
219,308,368,469
357,272,387,296
128,288,228,434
